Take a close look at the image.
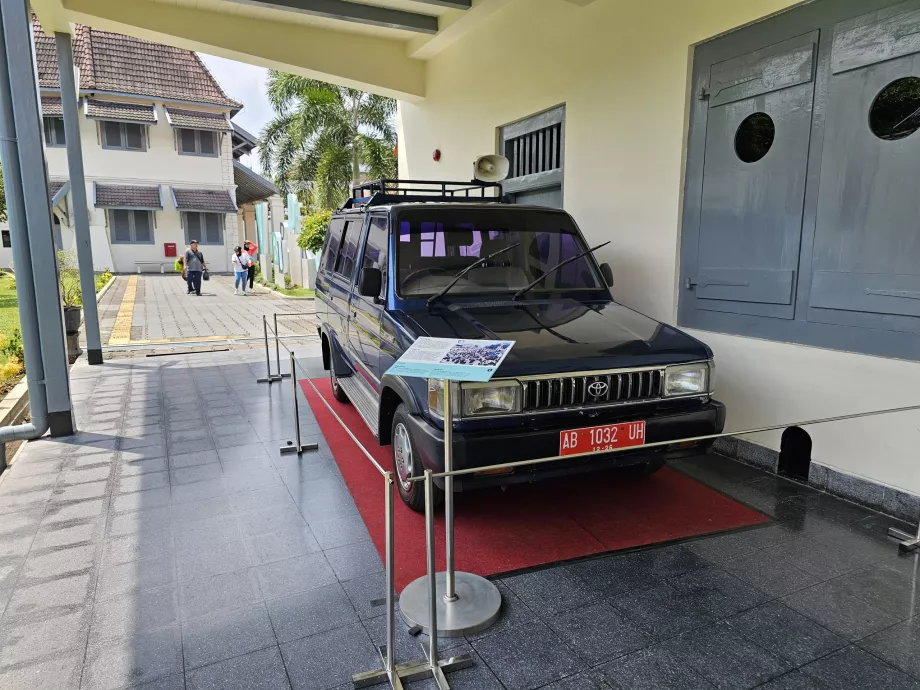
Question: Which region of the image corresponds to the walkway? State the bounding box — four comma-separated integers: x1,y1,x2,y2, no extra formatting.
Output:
0,350,918,689
98,275,317,346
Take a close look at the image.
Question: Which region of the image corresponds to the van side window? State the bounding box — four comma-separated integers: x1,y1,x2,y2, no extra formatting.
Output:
334,217,362,279
362,216,388,296
321,218,346,274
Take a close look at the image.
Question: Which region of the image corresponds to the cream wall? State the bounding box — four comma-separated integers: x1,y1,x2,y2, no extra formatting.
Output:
397,0,920,495
42,99,237,273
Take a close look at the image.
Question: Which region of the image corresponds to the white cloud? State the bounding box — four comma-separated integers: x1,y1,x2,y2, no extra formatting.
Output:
198,53,273,172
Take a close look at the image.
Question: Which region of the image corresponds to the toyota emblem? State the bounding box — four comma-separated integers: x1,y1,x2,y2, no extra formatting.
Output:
588,381,609,397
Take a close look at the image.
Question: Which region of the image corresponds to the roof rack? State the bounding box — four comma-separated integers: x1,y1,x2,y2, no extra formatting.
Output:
341,179,506,209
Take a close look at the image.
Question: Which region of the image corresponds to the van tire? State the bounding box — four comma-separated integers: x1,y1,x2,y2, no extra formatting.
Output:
330,366,349,404
392,404,443,512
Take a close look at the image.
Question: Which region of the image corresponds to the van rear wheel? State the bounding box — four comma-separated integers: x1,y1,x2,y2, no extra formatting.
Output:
392,404,443,512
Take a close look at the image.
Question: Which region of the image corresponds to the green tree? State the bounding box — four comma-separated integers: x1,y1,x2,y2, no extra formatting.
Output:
259,73,397,210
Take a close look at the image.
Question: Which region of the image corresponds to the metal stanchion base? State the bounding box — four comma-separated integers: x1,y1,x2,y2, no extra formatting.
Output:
279,441,319,455
888,526,920,553
399,571,501,637
258,373,292,383
352,644,473,689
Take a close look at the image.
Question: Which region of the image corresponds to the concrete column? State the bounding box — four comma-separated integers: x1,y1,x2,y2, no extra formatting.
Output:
2,0,73,435
55,32,102,365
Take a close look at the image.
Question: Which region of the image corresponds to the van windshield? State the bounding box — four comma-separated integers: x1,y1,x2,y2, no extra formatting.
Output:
395,208,604,298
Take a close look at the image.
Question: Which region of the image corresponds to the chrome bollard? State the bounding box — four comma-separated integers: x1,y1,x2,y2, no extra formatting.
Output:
274,313,291,380
257,315,273,383
385,471,396,676
425,469,438,668
279,350,318,456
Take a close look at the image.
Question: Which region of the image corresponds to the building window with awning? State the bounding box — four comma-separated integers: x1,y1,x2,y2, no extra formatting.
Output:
109,210,154,244
178,129,217,156
102,122,146,151
183,212,224,245
43,117,66,147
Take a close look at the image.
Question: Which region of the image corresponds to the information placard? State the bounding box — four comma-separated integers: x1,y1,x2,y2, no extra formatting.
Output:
385,337,515,382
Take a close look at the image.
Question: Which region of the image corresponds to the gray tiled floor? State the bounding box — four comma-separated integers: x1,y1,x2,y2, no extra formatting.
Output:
0,350,918,689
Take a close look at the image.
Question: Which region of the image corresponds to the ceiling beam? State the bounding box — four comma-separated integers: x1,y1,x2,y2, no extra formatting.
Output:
407,0,513,59
60,0,427,99
409,0,472,8
227,0,439,35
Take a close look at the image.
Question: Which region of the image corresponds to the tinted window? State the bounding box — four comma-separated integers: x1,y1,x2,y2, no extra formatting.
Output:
395,208,602,297
321,218,346,274
361,216,388,296
43,117,66,147
184,212,223,245
179,129,198,153
102,121,122,148
336,218,363,279
199,131,217,155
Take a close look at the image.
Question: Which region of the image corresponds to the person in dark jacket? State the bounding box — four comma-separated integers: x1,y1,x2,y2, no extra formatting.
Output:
185,241,206,296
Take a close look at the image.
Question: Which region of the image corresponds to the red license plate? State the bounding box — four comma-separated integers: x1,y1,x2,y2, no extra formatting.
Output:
559,420,646,457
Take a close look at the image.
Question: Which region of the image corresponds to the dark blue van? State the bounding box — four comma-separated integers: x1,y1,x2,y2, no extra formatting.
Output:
316,180,724,511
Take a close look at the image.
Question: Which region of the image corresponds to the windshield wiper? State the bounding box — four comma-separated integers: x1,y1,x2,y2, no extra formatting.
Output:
426,242,521,308
512,240,611,300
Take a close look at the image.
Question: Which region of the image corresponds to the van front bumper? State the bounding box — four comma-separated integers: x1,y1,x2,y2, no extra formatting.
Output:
405,401,726,491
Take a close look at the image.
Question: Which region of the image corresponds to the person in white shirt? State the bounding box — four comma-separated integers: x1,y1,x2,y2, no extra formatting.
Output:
232,246,253,295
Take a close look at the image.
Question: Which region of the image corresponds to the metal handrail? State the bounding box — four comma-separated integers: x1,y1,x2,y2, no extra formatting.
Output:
404,402,920,483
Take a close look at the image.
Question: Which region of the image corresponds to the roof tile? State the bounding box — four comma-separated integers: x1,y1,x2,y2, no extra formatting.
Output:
84,99,157,123
94,184,162,209
172,188,237,213
41,97,63,116
33,19,240,109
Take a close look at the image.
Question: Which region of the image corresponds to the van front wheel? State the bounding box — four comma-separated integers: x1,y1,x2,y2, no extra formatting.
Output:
392,404,443,512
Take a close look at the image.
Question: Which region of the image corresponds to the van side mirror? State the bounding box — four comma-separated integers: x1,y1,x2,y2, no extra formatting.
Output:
358,267,382,297
599,262,614,287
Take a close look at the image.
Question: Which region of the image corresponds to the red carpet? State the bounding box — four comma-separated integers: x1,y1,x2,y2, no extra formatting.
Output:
301,378,767,590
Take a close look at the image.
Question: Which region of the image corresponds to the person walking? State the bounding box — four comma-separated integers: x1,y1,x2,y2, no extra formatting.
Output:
244,240,258,291
232,246,252,295
185,241,206,296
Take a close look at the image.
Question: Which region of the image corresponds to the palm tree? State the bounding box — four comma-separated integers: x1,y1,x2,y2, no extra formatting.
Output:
259,73,397,210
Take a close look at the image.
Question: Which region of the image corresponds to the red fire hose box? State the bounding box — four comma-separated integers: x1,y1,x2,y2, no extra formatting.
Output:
164,242,177,257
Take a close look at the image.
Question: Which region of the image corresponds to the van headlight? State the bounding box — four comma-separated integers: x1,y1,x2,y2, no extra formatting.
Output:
427,379,460,419
462,382,522,416
664,363,711,397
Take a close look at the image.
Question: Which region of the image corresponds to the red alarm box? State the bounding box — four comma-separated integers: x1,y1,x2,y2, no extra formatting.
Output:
164,242,177,257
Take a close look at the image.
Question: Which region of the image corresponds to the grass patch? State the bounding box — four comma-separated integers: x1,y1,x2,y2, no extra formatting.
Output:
273,286,315,298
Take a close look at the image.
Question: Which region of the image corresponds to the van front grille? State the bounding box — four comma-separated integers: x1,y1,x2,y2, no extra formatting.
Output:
521,369,663,412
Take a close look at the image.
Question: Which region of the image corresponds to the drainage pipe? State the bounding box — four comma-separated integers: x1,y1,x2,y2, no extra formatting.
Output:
0,3,49,443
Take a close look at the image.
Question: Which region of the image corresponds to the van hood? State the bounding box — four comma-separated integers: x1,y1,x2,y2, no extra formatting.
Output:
395,299,711,377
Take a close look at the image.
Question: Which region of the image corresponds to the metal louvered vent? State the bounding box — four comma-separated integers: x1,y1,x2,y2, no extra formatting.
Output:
522,369,664,412
505,122,562,179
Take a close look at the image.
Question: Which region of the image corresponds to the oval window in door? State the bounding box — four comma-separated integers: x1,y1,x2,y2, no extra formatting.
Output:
869,76,920,141
734,112,776,163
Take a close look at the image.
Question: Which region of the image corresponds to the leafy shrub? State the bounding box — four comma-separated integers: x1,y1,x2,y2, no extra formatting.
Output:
284,274,293,288
297,210,332,254
57,249,82,307
0,356,22,382
0,328,23,363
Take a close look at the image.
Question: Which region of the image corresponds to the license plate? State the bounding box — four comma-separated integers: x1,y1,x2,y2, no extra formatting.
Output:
559,420,646,457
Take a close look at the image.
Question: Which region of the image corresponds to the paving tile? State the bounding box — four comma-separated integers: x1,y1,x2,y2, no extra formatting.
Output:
21,544,96,580
179,567,263,621
266,582,359,643
540,671,612,690
217,443,271,463
725,600,847,666
31,522,98,551
801,645,920,690
119,456,169,477
471,620,580,690
323,540,383,582
170,495,235,523
187,646,290,690
0,654,83,690
112,488,172,514
229,486,295,515
59,465,112,485
175,541,252,582
754,671,827,689
466,581,537,641
685,524,794,564
237,504,306,538
244,524,321,565
858,618,920,679
662,621,794,689
502,566,600,616
121,446,169,463
546,601,654,665
253,552,337,599
168,450,219,470
82,626,183,690
103,530,172,567
96,556,176,600
117,471,170,495
669,566,769,619
170,464,225,486
4,573,92,620
109,506,171,538
0,609,89,668
609,580,715,639
182,603,276,670
168,439,215,456
782,579,902,641
89,583,180,643
120,434,167,451
279,622,385,690
721,548,824,598
170,479,228,505
53,480,110,502
831,562,920,619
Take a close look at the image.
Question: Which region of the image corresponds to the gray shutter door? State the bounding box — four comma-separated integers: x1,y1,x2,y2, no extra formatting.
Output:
809,2,920,335
690,32,817,319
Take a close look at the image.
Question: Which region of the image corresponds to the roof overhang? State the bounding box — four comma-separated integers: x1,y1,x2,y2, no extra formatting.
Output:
234,160,278,205
165,107,232,131
171,187,239,214
93,182,164,210
84,98,157,125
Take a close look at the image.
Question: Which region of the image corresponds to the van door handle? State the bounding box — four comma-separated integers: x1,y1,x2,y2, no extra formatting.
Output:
352,311,357,318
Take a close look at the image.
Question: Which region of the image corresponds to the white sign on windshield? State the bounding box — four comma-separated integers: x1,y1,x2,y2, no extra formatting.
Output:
386,337,515,382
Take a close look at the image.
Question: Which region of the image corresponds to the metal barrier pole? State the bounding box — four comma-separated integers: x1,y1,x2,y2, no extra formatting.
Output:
442,380,456,602
888,515,920,553
274,313,291,380
279,350,318,456
425,470,438,666
385,471,397,676
257,316,274,383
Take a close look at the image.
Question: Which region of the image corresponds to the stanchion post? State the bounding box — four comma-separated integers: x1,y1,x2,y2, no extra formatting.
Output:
425,470,438,669
442,380,457,602
274,313,291,379
257,315,274,383
888,513,920,553
385,471,396,676
279,349,318,456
